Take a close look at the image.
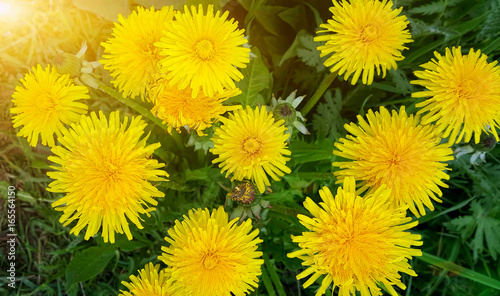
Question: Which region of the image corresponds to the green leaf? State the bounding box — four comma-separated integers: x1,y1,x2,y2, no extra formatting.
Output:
312,89,347,141
296,33,326,72
388,68,414,95
418,252,500,290
476,5,500,42
65,244,117,289
409,1,447,15
278,5,307,32
289,138,336,165
254,6,290,36
263,253,287,296
260,267,277,296
279,30,309,67
228,48,272,107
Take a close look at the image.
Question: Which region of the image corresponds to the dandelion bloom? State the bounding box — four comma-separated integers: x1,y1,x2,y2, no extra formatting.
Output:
333,107,453,217
119,263,178,296
288,177,422,296
101,6,175,100
315,0,412,85
150,76,241,135
48,111,168,243
10,65,89,147
211,106,291,193
156,4,250,98
158,207,263,296
412,47,500,144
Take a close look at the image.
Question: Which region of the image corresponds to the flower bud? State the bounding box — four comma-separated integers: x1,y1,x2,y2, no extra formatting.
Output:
52,52,81,77
471,133,497,152
273,102,296,125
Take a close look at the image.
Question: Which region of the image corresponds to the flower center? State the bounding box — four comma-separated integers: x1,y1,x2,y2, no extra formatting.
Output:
202,252,220,270
243,138,261,154
194,39,216,60
360,24,379,43
457,79,477,99
36,93,59,113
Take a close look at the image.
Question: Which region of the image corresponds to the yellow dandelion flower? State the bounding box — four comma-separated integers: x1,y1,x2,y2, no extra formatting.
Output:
156,4,250,98
47,111,168,243
10,65,89,147
211,106,291,193
315,0,412,85
158,207,263,296
100,6,175,100
412,47,500,144
288,177,422,296
150,76,241,135
119,262,178,296
333,106,453,217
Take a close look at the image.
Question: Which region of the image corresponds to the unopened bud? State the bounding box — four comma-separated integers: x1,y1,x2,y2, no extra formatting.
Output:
273,102,296,125
471,133,497,152
53,52,81,77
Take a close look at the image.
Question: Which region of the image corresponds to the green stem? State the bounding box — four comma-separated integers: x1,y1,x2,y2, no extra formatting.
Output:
97,81,184,150
418,252,500,290
301,71,338,117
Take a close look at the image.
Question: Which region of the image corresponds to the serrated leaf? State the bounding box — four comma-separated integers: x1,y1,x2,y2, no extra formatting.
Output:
409,1,446,15
476,5,500,42
228,48,272,107
296,34,326,72
65,244,117,289
312,89,347,141
389,68,414,94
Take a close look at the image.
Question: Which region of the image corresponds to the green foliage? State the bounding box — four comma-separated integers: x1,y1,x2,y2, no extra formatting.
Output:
296,33,326,72
228,48,273,107
312,89,347,141
65,243,117,289
446,200,500,260
409,1,448,15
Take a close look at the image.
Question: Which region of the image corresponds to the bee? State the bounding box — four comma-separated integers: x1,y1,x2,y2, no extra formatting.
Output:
227,182,255,204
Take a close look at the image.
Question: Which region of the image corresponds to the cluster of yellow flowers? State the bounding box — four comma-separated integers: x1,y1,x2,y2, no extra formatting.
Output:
8,0,500,295
101,5,250,135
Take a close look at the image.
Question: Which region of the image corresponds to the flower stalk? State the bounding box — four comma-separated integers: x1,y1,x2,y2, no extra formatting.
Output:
301,71,337,117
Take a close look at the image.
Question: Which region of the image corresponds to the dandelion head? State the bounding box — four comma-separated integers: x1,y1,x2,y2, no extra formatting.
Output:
159,207,263,296
149,76,241,135
315,0,412,85
288,177,422,296
100,6,175,100
156,4,250,98
10,65,89,147
48,111,168,243
119,263,177,296
333,106,453,217
211,106,291,193
412,47,500,144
